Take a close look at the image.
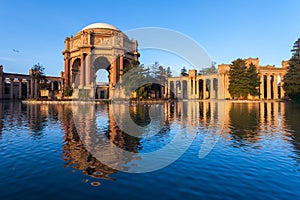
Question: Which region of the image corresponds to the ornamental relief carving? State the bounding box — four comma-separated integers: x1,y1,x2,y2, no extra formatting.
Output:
94,37,112,46
70,38,82,50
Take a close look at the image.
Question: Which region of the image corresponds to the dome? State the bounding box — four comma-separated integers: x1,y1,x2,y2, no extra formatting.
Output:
82,23,120,31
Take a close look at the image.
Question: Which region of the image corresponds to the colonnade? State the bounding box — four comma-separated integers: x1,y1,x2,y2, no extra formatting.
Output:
167,72,223,100
0,75,62,100
259,73,285,100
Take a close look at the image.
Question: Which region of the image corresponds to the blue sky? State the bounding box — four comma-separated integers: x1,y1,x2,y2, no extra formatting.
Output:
0,0,299,76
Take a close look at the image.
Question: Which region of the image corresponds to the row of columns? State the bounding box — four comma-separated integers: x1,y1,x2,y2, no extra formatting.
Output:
0,78,62,100
259,74,285,100
167,77,222,99
167,73,286,100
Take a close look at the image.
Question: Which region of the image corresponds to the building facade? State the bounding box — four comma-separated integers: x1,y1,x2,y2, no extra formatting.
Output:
0,65,63,100
62,23,139,99
167,58,288,100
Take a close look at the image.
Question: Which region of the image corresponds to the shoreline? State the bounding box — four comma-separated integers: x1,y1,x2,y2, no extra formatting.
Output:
19,98,289,104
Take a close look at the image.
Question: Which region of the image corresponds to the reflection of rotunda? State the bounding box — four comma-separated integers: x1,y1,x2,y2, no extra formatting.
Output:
62,23,139,99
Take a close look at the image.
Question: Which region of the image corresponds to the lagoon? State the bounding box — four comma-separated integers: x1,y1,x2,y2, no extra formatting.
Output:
0,101,300,199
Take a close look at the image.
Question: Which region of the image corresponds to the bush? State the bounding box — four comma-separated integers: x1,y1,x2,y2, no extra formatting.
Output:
63,87,73,97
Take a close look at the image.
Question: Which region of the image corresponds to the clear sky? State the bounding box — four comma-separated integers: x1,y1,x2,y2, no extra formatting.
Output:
0,0,300,76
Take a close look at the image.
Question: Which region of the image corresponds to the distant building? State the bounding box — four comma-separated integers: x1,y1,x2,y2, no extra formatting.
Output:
167,58,288,100
0,65,63,100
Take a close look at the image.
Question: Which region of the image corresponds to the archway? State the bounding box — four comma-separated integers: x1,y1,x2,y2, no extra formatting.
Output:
93,56,111,99
71,58,81,87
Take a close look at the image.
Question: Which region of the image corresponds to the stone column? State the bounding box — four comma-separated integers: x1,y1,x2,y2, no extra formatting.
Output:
51,81,54,91
34,79,38,98
27,80,30,99
30,78,34,98
119,55,123,84
194,78,197,98
280,75,285,98
217,76,223,99
210,79,213,99
112,58,117,86
260,75,264,99
86,54,91,86
0,78,3,99
166,81,169,98
203,79,207,99
10,78,14,99
187,79,191,99
224,74,231,99
180,81,183,99
80,54,85,87
273,75,278,99
18,79,22,99
64,58,70,87
266,75,271,99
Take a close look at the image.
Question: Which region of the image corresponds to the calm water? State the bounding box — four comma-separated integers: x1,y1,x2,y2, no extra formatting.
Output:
0,101,300,199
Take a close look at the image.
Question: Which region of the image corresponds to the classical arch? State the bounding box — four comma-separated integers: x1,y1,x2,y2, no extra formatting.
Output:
63,23,139,99
93,56,111,99
71,58,81,87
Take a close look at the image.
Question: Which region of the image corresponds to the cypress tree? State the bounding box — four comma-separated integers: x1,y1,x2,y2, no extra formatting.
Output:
283,38,300,100
247,63,260,97
228,59,249,99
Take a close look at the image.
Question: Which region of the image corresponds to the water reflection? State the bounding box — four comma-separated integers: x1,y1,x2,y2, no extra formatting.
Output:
0,101,299,179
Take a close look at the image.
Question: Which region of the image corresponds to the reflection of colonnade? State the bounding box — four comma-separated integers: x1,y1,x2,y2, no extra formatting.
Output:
165,101,221,127
0,65,63,99
168,58,287,100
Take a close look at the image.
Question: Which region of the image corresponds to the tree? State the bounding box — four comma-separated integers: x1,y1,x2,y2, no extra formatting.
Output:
180,66,188,76
30,63,47,91
30,63,45,80
246,63,260,96
283,59,300,100
228,59,249,99
205,65,218,74
283,38,300,100
166,67,172,78
291,38,300,60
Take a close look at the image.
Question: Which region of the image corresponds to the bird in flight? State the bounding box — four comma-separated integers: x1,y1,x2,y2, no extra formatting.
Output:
12,49,20,53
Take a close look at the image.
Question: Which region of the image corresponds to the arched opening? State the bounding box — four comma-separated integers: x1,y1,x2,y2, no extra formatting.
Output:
93,56,111,71
93,56,111,99
71,58,81,87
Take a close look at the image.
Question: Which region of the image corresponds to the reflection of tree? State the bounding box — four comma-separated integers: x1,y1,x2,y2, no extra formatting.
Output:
129,104,151,127
284,103,300,158
229,104,260,144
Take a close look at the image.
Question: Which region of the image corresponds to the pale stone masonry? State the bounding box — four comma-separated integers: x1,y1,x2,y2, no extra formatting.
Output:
167,58,288,100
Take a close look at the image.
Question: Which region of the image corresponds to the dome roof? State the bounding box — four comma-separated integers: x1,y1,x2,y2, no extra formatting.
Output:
82,23,120,31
